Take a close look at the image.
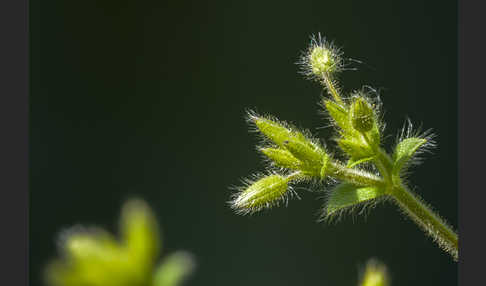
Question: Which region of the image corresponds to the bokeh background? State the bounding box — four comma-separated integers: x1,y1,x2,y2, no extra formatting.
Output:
30,0,457,285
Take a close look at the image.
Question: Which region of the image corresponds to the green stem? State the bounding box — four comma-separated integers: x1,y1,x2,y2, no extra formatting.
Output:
356,134,458,260
361,132,393,183
328,161,384,187
391,183,458,261
323,75,344,105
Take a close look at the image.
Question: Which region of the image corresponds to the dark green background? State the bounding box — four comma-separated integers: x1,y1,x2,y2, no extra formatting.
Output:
30,0,457,285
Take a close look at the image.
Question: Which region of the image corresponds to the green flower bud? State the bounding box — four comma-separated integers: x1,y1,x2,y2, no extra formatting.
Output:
350,97,375,133
283,136,324,166
260,148,302,170
250,113,318,150
309,46,336,75
251,115,295,147
231,174,290,214
299,34,343,82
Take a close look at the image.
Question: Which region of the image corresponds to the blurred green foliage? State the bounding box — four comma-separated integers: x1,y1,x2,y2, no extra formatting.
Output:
359,259,389,286
45,199,195,286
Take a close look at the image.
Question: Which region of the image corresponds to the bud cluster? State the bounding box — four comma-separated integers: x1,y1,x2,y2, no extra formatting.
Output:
324,92,382,167
229,114,331,214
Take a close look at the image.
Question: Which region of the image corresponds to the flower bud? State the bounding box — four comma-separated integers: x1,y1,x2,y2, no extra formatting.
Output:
350,97,375,133
251,114,316,150
299,34,343,82
260,148,302,170
231,174,290,214
309,46,336,76
251,115,294,147
283,137,325,167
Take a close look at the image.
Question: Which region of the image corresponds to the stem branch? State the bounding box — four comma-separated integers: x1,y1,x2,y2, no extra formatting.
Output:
328,161,384,187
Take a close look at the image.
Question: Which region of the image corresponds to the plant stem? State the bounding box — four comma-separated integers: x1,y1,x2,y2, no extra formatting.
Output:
328,161,384,187
361,140,458,261
390,183,458,261
323,75,344,105
361,133,393,184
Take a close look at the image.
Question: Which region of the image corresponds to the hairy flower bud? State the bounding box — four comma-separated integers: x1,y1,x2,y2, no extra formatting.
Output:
299,33,343,83
309,46,336,75
260,148,302,170
350,97,375,133
283,137,324,166
231,174,291,214
250,113,317,150
252,116,294,147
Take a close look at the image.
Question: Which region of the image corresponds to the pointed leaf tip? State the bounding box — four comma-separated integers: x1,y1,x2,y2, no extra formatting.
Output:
392,137,427,176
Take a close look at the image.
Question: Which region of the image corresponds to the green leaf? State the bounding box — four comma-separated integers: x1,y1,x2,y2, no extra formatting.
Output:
324,100,352,132
368,123,381,147
337,139,374,161
326,183,386,216
392,137,427,176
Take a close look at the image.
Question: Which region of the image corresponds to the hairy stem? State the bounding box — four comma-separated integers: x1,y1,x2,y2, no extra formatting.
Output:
359,137,458,261
391,183,458,261
328,161,384,187
323,75,344,105
361,133,393,184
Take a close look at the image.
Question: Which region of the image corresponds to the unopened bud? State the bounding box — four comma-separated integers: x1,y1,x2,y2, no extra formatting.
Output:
231,174,289,214
350,97,375,133
299,34,343,82
252,115,294,148
310,46,336,76
251,114,316,151
283,137,325,167
260,148,302,170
